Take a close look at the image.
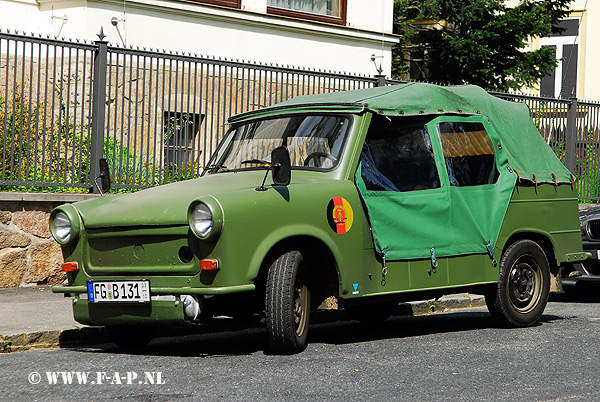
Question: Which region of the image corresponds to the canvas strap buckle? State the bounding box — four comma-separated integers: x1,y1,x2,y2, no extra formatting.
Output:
486,242,498,267
430,247,438,274
430,247,438,268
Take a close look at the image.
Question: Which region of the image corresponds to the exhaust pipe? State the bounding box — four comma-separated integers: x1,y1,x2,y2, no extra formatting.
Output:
181,295,203,321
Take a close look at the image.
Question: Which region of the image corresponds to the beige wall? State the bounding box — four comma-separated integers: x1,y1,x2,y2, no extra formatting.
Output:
507,0,599,101
0,0,399,76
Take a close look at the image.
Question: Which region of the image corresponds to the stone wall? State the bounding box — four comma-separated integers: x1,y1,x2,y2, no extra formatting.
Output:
0,193,97,288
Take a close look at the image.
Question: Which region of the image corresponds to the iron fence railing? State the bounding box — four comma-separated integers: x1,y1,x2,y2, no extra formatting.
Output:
0,30,598,200
0,32,96,190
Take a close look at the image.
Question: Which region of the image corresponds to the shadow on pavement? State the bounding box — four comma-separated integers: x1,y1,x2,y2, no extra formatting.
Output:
72,308,567,358
551,285,600,303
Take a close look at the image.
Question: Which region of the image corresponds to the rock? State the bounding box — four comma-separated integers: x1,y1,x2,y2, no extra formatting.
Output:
0,250,27,287
0,211,11,225
12,209,51,238
0,227,31,249
22,241,65,285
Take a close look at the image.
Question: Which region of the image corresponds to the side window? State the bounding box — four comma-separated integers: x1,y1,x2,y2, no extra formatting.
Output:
360,115,440,192
437,121,499,187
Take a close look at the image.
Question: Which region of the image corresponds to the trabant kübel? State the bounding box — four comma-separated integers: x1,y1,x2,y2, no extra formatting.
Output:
51,83,588,354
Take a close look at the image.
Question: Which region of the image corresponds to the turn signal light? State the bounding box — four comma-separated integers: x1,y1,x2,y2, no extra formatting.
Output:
199,259,219,271
61,261,79,272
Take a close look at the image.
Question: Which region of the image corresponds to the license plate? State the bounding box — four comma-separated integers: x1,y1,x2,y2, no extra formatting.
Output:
87,280,150,303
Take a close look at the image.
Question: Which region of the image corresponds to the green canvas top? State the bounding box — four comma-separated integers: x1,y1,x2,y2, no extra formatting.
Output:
230,82,572,184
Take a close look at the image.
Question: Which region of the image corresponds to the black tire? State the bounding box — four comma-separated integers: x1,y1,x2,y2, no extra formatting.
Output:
485,239,550,327
106,326,156,350
265,250,311,354
346,301,398,324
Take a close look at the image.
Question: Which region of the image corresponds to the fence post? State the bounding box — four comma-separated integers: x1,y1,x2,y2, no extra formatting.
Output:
374,74,387,87
565,97,578,175
90,29,108,193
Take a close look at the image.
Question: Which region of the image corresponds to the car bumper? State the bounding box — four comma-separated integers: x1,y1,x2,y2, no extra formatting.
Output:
562,246,600,286
53,283,256,326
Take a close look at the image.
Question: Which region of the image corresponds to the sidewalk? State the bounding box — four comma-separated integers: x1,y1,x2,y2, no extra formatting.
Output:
0,286,485,353
0,286,104,353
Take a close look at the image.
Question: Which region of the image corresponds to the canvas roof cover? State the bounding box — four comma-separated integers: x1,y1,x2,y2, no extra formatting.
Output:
230,82,572,184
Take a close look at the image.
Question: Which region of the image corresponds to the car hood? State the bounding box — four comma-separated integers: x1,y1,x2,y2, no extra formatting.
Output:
74,171,268,228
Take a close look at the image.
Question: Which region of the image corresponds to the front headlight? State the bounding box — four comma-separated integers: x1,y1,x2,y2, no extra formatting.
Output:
191,203,213,238
49,206,81,245
53,212,72,243
188,197,223,240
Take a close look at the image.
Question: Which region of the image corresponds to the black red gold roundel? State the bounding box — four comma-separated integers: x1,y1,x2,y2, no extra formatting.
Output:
327,197,354,234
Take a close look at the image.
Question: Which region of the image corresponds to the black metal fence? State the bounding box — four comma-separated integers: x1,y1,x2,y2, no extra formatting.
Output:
1,30,598,200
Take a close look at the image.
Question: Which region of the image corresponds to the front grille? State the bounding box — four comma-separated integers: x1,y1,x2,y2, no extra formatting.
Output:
588,219,600,240
84,229,200,276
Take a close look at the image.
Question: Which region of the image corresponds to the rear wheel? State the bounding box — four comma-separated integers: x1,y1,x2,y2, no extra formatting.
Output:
485,240,550,327
265,250,311,354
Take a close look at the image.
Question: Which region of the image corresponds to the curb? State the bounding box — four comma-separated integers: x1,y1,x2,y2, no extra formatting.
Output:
0,327,105,353
410,293,486,316
0,294,486,353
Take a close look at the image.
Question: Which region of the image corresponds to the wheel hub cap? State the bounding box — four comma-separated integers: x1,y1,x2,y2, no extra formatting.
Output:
509,259,540,312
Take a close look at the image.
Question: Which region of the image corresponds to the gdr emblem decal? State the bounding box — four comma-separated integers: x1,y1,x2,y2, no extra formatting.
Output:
327,197,353,234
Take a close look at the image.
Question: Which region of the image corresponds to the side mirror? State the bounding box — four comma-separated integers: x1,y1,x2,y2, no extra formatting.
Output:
98,158,111,193
271,146,291,186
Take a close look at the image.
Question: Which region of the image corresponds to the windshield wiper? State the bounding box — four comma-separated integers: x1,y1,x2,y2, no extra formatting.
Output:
204,164,230,173
241,159,270,167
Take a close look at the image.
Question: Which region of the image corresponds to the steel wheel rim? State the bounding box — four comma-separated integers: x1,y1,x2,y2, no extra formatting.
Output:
508,255,542,313
293,274,308,337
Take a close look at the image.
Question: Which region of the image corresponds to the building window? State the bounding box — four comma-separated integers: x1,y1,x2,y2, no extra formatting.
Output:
195,0,241,8
539,18,580,99
267,0,347,25
163,112,204,167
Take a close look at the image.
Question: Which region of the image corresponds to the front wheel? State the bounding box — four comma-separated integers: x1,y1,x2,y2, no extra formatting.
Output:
265,250,311,354
485,240,550,327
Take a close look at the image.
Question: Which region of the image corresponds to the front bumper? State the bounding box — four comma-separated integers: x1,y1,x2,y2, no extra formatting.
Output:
53,283,256,326
52,284,255,296
582,240,600,261
562,244,600,286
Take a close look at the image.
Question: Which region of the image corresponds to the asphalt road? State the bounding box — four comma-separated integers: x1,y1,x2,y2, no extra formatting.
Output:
1,292,599,402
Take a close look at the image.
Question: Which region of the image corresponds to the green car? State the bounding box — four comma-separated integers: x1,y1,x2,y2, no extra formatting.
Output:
51,83,588,354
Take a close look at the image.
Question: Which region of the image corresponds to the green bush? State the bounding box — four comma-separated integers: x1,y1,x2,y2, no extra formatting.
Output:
0,90,201,193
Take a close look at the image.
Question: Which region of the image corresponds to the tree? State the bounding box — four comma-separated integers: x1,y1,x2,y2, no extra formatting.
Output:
393,0,573,92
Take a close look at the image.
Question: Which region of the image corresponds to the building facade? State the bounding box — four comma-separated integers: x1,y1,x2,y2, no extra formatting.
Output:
509,0,599,101
0,0,398,76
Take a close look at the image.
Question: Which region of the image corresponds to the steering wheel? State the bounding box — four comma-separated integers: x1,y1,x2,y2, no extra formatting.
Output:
303,152,337,167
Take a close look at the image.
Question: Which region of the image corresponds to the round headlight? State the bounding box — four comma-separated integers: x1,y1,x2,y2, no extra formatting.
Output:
50,207,80,245
190,203,213,238
188,197,223,240
52,211,72,244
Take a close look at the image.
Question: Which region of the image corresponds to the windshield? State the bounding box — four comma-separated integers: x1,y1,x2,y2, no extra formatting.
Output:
205,115,350,174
